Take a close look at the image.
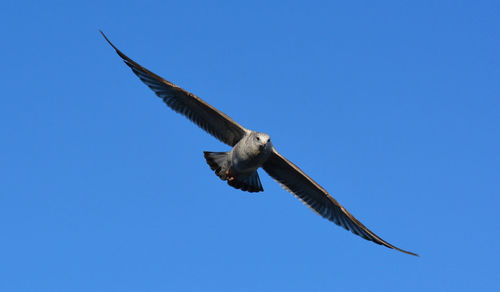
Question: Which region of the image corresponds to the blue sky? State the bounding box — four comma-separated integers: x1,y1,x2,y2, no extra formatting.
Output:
1,0,499,291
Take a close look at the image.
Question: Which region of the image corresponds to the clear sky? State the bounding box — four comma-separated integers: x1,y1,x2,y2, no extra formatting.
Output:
1,1,499,291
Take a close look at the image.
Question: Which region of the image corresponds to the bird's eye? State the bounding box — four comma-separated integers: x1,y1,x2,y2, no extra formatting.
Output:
256,136,260,141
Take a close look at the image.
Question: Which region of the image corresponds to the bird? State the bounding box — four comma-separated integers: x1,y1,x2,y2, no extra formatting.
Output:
101,31,417,256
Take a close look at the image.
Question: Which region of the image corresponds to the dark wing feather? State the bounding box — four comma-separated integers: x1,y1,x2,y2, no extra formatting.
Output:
101,31,249,146
263,149,418,256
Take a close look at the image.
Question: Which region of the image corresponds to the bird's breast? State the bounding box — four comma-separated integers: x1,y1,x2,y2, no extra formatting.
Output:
231,140,272,174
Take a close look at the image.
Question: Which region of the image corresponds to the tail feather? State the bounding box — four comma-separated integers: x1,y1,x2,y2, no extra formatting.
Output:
203,151,264,193
203,151,230,179
227,171,263,193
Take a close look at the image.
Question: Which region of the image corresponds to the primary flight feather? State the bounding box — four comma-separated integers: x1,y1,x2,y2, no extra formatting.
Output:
101,31,417,256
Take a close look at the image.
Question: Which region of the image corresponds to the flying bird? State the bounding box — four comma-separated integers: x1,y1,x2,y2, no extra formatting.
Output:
101,31,417,256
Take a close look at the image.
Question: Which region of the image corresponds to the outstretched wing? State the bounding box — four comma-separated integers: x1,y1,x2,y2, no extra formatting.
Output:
101,31,249,146
263,149,417,256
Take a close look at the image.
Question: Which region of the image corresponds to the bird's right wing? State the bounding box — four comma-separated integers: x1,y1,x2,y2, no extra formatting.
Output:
101,31,250,146
263,148,417,256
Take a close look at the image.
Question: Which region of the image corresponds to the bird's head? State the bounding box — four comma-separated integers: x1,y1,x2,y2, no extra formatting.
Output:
253,132,272,151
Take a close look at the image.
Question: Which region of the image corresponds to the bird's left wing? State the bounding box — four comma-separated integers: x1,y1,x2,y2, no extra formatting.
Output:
262,148,417,256
101,31,249,146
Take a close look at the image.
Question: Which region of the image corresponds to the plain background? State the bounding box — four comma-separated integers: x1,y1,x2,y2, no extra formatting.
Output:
1,1,499,291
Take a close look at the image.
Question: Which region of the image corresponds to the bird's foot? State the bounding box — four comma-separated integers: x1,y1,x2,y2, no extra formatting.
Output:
226,167,235,182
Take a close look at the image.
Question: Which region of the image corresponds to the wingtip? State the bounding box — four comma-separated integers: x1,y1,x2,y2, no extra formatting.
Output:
393,246,419,257
99,30,119,52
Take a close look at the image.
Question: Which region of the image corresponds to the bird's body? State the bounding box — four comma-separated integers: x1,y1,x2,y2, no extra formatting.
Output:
230,132,272,175
101,31,417,256
204,131,272,193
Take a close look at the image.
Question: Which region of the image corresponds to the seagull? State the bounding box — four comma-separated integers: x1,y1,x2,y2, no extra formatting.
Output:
101,31,417,256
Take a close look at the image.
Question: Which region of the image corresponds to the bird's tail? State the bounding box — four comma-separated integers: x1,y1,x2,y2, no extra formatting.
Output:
203,151,263,193
203,151,231,180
